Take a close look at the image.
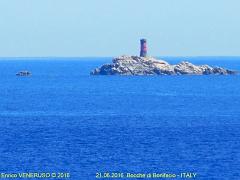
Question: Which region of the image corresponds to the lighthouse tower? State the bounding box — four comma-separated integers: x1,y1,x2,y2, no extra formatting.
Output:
140,39,147,57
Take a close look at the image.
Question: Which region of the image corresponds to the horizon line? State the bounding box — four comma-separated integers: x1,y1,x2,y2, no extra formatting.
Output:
0,55,240,59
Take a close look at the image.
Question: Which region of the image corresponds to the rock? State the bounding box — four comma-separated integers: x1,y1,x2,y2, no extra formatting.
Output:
91,56,238,75
16,71,31,76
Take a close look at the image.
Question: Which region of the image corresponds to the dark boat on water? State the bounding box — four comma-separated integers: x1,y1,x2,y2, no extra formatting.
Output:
16,71,31,76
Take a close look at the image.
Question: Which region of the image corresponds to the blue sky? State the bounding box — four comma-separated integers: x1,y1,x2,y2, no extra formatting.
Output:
0,0,239,57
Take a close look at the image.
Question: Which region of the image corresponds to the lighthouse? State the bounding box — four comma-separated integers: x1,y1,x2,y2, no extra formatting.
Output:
140,39,147,57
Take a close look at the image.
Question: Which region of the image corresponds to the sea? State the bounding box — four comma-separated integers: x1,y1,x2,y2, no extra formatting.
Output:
0,57,239,180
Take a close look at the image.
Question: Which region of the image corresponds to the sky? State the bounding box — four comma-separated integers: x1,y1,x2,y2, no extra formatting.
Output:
0,0,240,57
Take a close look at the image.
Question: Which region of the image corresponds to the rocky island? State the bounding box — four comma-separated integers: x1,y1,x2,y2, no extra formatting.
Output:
91,55,237,75
91,39,237,76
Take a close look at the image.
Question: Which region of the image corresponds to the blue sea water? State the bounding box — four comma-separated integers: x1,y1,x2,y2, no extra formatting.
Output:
0,57,240,180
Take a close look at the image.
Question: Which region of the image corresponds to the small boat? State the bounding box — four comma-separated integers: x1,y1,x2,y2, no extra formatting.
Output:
16,71,31,76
